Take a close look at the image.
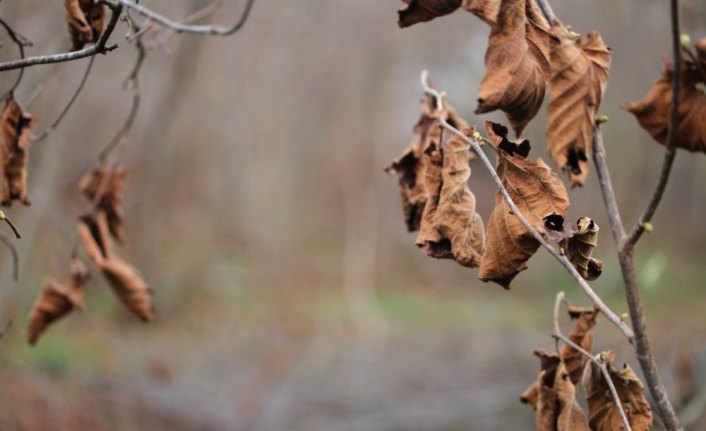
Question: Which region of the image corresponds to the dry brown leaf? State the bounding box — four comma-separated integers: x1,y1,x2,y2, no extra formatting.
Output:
623,57,706,153
521,303,597,408
475,0,548,137
79,164,127,242
27,278,74,345
398,0,462,28
583,352,653,431
462,0,499,25
547,25,610,187
78,212,154,321
566,217,603,281
0,96,37,207
534,350,590,431
65,0,105,51
479,121,569,288
66,257,91,310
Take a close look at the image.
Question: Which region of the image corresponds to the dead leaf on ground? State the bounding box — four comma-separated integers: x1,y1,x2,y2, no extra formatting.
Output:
534,350,590,431
0,95,37,207
475,0,549,137
583,352,653,431
79,164,127,242
623,56,706,153
479,121,569,288
77,212,154,322
547,24,610,187
397,0,462,28
65,0,105,51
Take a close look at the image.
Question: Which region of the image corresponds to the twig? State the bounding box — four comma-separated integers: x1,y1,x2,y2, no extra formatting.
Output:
420,71,635,342
0,17,32,95
592,127,627,245
0,3,123,72
0,211,22,240
624,0,683,251
0,232,19,282
552,292,632,431
32,56,96,143
131,0,224,49
534,0,556,23
112,0,254,36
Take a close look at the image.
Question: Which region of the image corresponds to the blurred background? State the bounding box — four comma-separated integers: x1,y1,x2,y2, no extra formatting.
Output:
0,0,705,429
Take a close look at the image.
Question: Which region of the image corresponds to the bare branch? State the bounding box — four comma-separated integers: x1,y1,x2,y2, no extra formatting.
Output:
0,17,32,94
0,3,123,72
592,127,627,245
0,232,19,282
420,71,635,342
115,0,254,36
552,292,633,431
624,0,683,251
533,0,556,23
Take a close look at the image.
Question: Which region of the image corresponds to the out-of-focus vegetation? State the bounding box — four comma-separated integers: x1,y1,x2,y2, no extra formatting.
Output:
0,0,705,429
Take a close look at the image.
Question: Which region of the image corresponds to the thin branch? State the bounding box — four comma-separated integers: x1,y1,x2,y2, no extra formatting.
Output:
32,56,96,143
132,0,224,49
552,292,632,431
0,232,19,282
114,0,254,36
0,211,22,240
0,3,123,72
533,0,556,23
420,71,635,342
592,127,627,245
624,0,683,251
0,17,32,94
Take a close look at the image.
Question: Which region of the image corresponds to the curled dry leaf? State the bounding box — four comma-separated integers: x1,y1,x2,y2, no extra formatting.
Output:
521,302,597,408
583,352,653,431
475,0,550,136
534,350,590,431
65,0,105,51
79,164,127,242
547,24,610,187
67,257,91,310
479,121,569,288
566,217,603,281
397,0,462,28
623,56,706,153
78,212,154,321
0,96,37,207
462,0,500,25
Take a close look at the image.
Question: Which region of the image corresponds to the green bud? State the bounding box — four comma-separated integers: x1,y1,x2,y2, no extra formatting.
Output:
621,313,629,321
565,24,573,31
642,222,654,233
681,34,691,48
597,114,609,124
0,211,5,221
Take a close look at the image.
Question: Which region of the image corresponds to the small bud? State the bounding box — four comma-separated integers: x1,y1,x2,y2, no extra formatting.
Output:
621,313,629,321
440,91,447,99
472,131,481,140
680,34,691,48
642,222,654,233
565,24,573,31
597,114,609,124
0,211,5,221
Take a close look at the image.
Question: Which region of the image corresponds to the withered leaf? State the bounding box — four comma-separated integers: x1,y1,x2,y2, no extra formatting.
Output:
521,303,597,408
462,0,499,25
583,352,653,431
398,0,462,28
547,25,610,187
78,212,154,322
479,121,569,288
0,96,37,207
65,0,105,51
566,217,603,281
79,164,127,242
623,57,706,153
67,257,91,310
475,0,548,137
534,350,590,431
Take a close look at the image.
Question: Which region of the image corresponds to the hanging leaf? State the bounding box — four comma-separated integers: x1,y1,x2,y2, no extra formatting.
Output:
77,212,154,322
547,24,610,187
623,57,706,153
475,0,548,137
583,352,654,431
66,257,91,310
65,0,105,51
534,350,590,431
462,0,500,25
398,0,462,28
479,121,569,288
566,217,603,281
79,164,127,242
521,302,597,408
0,96,37,207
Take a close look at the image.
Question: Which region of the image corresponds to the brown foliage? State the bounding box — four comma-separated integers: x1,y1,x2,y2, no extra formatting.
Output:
463,0,500,25
475,0,550,137
0,96,37,207
397,0,462,28
479,122,569,288
583,352,654,431
79,165,127,242
65,0,105,51
566,217,603,281
547,25,610,187
533,350,590,431
623,56,706,153
78,212,154,321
